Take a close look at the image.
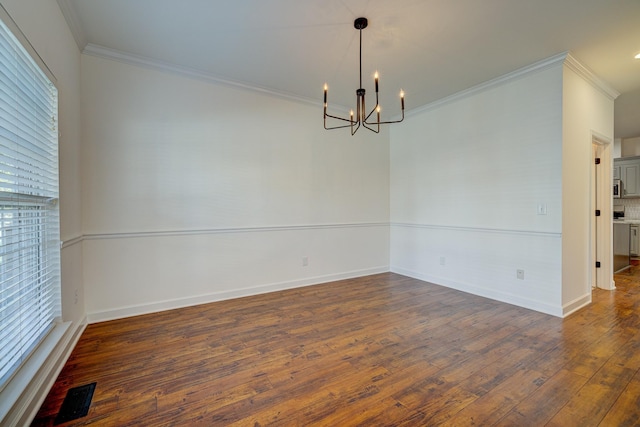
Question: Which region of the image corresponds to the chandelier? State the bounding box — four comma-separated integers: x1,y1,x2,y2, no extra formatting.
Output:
323,17,405,135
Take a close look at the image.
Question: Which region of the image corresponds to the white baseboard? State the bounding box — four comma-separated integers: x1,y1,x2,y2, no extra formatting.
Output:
87,266,389,323
562,293,592,317
391,266,564,317
1,316,87,427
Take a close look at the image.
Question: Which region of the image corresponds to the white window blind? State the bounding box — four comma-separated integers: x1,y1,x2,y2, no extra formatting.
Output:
0,16,60,390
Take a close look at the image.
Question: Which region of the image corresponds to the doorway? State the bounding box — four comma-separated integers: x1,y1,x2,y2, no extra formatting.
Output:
591,133,614,290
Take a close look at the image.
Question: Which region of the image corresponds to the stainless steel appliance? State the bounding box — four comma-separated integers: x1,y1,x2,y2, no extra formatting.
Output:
614,205,625,220
613,179,622,198
614,221,630,272
631,225,639,256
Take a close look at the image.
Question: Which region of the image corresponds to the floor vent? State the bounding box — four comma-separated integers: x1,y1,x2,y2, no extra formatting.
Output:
54,382,96,425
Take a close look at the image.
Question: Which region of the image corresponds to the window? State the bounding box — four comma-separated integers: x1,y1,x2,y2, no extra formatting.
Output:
0,15,60,390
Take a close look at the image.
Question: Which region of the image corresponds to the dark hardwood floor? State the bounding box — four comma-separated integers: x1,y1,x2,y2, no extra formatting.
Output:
32,271,640,426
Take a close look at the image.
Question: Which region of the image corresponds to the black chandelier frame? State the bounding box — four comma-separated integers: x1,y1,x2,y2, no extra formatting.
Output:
323,17,405,135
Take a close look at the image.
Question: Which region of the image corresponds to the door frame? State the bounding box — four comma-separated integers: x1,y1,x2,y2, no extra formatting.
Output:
591,131,615,290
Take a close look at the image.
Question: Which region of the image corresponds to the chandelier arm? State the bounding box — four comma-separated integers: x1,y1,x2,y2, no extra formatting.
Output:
363,110,381,132
362,122,381,133
364,98,405,125
351,120,361,135
325,122,356,130
365,112,405,125
369,118,404,125
325,113,358,130
325,112,356,123
364,106,378,122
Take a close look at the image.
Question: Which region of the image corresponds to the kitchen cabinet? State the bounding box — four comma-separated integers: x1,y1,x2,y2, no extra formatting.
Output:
622,163,640,197
614,157,640,197
614,166,620,180
631,225,639,257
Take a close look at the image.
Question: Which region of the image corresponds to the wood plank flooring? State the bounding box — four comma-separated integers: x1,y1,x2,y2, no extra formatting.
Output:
32,271,640,426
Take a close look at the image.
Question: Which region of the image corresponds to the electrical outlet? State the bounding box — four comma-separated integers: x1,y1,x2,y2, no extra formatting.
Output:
302,256,309,267
517,269,525,280
440,257,446,266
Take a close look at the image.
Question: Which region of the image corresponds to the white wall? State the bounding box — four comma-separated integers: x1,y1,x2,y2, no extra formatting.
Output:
390,61,565,315
613,138,622,158
0,1,85,424
80,54,390,321
621,136,640,157
561,62,615,306
389,55,616,317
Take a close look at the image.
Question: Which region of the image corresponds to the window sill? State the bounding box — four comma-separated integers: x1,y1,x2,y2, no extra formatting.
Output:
0,320,82,426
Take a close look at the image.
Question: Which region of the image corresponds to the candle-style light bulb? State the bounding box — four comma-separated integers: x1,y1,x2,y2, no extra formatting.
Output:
400,90,405,110
350,109,355,132
376,105,381,123
323,83,328,105
374,71,379,93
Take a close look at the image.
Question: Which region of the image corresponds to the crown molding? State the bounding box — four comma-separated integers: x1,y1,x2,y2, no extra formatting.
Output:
407,52,570,118
406,52,620,118
78,42,620,117
82,43,323,109
56,0,86,50
564,52,620,100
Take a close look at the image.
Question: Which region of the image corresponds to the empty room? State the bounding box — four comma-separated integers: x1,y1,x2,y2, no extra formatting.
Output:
1,0,640,425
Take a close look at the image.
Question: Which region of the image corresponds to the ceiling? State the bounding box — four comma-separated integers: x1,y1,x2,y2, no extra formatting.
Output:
57,0,640,138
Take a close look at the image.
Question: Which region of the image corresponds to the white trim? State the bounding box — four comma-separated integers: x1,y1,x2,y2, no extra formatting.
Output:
591,130,613,146
79,46,620,123
82,43,322,108
55,0,87,50
61,235,83,249
83,222,389,241
406,52,568,118
590,132,615,291
564,53,620,101
0,317,87,427
391,266,563,317
87,267,389,323
391,222,561,238
562,293,592,317
54,223,391,246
